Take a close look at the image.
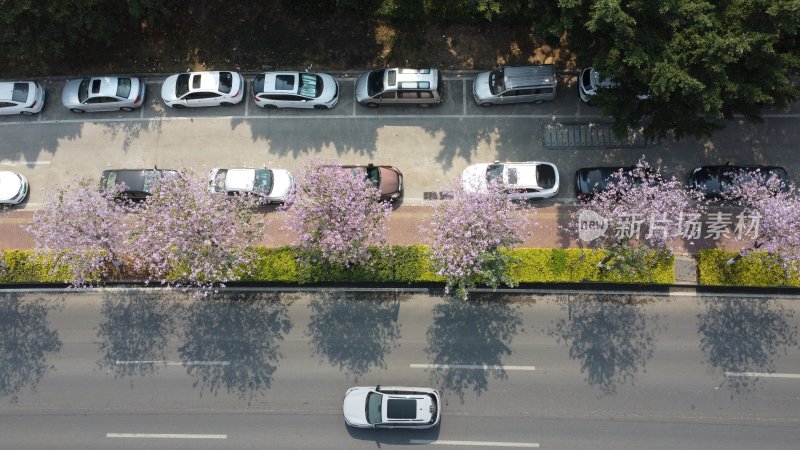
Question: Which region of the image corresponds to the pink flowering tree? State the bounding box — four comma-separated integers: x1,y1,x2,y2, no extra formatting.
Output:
127,168,263,288
29,178,131,285
722,172,800,270
575,157,698,279
422,180,528,299
281,160,392,267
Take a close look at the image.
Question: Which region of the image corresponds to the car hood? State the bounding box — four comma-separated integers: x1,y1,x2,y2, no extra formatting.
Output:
462,164,489,192
318,74,339,103
342,388,370,426
378,167,401,196
61,79,83,107
269,169,294,199
472,71,493,101
160,75,179,102
0,172,24,201
354,72,370,102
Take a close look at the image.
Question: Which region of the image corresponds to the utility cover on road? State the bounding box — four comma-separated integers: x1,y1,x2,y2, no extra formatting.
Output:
544,122,649,149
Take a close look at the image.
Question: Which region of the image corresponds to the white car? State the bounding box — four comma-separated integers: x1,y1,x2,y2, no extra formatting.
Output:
0,171,29,205
61,76,145,113
0,81,45,116
253,72,339,109
578,67,649,104
343,386,441,429
208,167,294,203
462,160,560,200
161,71,244,108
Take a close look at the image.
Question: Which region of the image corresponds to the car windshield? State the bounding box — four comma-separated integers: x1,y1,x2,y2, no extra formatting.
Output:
11,83,29,103
486,163,504,183
489,69,505,95
116,78,132,98
299,73,322,98
219,72,233,94
141,171,159,193
366,392,382,425
367,70,384,97
176,74,190,98
364,166,380,187
78,79,90,102
253,169,274,194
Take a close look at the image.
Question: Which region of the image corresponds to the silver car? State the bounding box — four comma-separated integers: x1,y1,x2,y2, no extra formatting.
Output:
355,68,442,108
61,76,145,113
473,65,557,106
0,81,45,116
161,71,244,108
253,72,339,109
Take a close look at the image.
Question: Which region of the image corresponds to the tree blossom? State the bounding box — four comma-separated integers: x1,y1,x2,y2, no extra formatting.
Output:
281,160,392,267
422,180,528,299
127,168,263,287
29,178,131,285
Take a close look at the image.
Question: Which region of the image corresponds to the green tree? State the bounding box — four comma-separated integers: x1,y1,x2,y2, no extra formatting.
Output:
531,0,800,140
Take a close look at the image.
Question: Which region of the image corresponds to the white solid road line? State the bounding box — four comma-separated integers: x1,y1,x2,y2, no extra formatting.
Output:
410,364,535,371
114,360,230,366
725,371,800,379
410,439,539,448
0,160,51,166
106,433,227,439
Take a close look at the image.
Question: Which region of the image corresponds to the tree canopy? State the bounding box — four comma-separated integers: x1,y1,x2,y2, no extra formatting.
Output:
532,0,800,139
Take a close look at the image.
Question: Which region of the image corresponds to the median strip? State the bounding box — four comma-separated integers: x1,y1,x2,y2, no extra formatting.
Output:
410,439,539,448
410,364,535,371
106,433,227,439
725,372,800,379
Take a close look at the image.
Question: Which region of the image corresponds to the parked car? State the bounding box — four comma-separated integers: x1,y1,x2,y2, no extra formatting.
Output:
343,385,441,429
253,72,339,109
355,68,442,108
462,160,559,200
473,65,557,106
688,164,789,200
575,166,638,201
100,168,178,201
161,71,244,108
208,167,294,203
0,171,29,205
61,76,144,113
578,67,649,104
340,164,403,201
0,81,45,116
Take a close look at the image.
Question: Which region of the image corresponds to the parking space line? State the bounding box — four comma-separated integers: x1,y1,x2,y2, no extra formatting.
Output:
410,439,539,448
107,433,227,439
725,372,800,379
410,364,535,371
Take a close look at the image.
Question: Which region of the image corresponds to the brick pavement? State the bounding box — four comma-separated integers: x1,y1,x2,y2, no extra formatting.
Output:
0,204,744,253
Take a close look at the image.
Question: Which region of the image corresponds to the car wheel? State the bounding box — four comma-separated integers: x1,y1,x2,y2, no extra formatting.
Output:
263,104,277,110
480,102,493,107
313,104,328,110
70,108,85,113
172,104,186,109
20,111,35,116
220,102,234,107
366,103,378,109
120,107,134,112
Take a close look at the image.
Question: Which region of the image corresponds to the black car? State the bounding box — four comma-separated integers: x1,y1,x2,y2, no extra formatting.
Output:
575,166,637,200
100,169,178,201
687,165,789,200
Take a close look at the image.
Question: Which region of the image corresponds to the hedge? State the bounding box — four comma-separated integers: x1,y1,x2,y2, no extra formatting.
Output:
0,246,673,286
697,249,800,287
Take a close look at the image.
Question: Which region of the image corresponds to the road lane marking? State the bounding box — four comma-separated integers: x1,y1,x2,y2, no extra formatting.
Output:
725,372,800,379
114,360,230,366
0,160,51,166
107,433,227,439
410,439,539,448
410,364,535,371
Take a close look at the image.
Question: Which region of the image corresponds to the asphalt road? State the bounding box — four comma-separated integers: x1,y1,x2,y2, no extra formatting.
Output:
1,289,799,449
1,73,799,208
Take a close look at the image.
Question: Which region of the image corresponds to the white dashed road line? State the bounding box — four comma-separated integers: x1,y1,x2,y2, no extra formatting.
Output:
107,433,227,439
410,364,535,371
410,439,539,448
725,372,800,379
113,360,230,366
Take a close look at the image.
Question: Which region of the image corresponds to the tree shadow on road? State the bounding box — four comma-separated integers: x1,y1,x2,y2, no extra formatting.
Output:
95,291,181,383
179,292,293,402
0,292,63,403
424,295,523,402
306,291,403,381
697,296,798,397
548,294,662,396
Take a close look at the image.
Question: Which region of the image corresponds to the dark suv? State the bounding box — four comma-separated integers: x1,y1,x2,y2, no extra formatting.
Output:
100,168,178,201
688,165,789,200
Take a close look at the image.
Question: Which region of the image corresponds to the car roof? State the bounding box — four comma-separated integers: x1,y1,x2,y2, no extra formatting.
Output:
383,68,438,91
502,65,556,90
222,168,258,190
258,72,299,93
189,72,222,91
103,169,176,190
87,77,124,97
0,81,31,102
